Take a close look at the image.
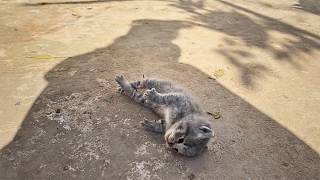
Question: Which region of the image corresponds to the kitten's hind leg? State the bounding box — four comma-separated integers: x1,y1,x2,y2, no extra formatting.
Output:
115,75,134,94
116,76,150,91
141,119,165,133
142,79,172,90
115,75,166,116
130,79,173,92
143,88,185,106
130,80,145,90
115,75,150,105
143,88,162,103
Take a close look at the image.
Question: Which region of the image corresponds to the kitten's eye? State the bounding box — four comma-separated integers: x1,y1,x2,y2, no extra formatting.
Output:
199,125,212,133
177,137,184,143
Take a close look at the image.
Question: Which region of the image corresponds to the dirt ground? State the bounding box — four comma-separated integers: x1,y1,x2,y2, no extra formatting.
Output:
0,0,320,179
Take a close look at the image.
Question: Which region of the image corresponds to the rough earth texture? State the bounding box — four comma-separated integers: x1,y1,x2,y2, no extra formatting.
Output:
0,0,320,179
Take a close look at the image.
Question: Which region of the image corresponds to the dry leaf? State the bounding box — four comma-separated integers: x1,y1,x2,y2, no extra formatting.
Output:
214,69,225,78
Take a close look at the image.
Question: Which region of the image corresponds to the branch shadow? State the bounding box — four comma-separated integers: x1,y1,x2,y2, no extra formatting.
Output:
22,0,130,6
0,19,319,179
293,0,320,15
171,0,320,87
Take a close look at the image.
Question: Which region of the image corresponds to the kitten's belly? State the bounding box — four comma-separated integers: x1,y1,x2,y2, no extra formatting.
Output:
155,106,173,126
155,105,167,117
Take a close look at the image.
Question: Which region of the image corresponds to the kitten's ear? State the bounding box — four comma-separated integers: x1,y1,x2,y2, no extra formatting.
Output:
199,126,212,133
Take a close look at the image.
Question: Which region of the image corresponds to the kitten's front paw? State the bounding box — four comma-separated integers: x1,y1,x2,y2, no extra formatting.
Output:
115,75,125,94
115,75,125,84
143,88,157,99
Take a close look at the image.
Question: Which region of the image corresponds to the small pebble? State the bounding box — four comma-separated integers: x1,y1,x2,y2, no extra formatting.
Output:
56,109,61,113
206,111,213,116
46,111,52,115
206,111,221,119
83,110,92,114
213,112,221,119
15,101,21,106
63,166,69,171
188,173,195,180
282,162,289,167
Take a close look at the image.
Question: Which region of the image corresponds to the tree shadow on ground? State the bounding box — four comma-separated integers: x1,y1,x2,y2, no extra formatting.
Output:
171,0,320,87
23,0,131,6
22,0,320,88
0,19,319,179
293,0,320,15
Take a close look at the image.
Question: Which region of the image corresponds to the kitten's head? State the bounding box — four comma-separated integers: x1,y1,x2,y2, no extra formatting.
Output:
164,115,214,157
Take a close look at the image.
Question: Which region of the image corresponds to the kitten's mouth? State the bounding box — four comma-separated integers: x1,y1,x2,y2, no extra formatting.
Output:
167,142,174,147
164,132,174,147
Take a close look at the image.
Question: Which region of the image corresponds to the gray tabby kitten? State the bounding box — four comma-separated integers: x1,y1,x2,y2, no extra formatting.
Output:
115,75,214,156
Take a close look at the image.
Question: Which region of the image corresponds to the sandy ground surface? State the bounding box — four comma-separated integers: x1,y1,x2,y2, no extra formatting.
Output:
0,0,320,179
